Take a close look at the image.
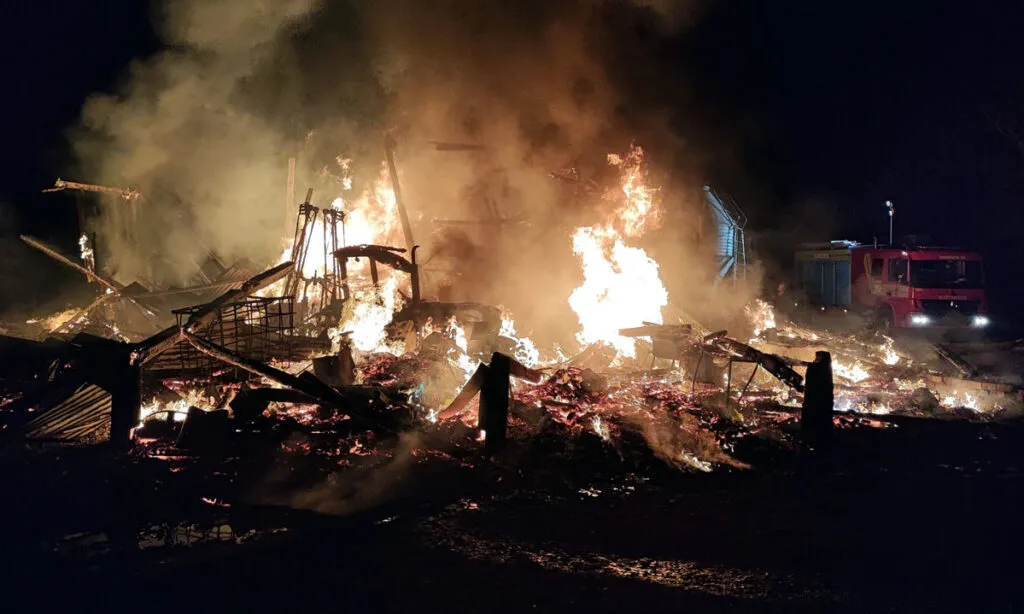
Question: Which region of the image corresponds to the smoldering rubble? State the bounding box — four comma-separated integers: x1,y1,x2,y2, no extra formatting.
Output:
2,0,1022,539
4,138,1020,520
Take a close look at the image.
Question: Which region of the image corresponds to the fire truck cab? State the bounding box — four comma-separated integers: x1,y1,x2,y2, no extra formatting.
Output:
794,241,988,329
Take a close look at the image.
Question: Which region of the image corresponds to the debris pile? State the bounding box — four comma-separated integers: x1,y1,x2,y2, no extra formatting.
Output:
3,145,1020,492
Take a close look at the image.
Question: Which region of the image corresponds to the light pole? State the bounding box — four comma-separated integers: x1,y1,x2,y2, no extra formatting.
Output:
885,200,894,245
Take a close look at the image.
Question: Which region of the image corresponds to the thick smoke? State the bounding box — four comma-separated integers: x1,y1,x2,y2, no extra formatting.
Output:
69,0,755,342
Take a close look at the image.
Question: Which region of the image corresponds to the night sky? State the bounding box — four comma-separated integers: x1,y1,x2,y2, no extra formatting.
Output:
3,0,1024,327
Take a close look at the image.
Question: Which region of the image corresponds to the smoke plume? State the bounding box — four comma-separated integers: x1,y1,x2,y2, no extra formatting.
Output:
69,0,756,343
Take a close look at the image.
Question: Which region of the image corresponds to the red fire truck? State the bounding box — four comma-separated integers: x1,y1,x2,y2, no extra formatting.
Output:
794,241,988,329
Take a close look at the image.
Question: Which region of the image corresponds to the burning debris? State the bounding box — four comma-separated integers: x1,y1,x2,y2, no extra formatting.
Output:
3,143,1021,512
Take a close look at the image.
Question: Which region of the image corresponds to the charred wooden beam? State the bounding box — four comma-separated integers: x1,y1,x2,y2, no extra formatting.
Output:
438,363,489,422
181,330,347,408
20,234,123,294
383,133,415,252
934,343,976,378
618,323,693,338
508,358,544,383
436,352,539,424
42,178,139,200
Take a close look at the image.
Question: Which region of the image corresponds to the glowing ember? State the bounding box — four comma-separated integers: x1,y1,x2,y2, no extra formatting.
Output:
27,308,80,333
940,391,980,412
138,389,214,426
332,275,404,354
864,401,892,415
78,234,95,273
446,316,479,382
745,299,777,337
499,313,541,367
569,145,668,357
832,359,870,384
880,336,900,365
894,378,926,392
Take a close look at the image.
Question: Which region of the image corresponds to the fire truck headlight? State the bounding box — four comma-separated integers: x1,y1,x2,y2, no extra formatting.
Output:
972,315,991,328
909,313,931,326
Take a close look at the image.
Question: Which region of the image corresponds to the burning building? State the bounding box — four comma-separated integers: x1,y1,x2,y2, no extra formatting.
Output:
1,2,1020,513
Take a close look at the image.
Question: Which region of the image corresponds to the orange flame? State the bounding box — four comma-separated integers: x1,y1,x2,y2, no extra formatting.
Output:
569,145,668,357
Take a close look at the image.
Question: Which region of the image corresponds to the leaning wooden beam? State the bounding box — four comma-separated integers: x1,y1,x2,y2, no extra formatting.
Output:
131,327,182,366
35,293,114,341
437,363,489,421
182,330,347,408
508,358,544,383
20,235,123,294
436,353,542,422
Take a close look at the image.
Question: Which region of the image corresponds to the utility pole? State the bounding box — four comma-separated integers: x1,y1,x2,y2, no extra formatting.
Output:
886,200,895,245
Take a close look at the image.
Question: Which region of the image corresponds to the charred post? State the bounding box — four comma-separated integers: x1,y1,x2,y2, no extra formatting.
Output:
801,350,834,448
108,351,141,448
479,352,511,454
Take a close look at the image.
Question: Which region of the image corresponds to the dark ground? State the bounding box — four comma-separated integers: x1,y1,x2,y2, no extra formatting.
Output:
1,415,1022,613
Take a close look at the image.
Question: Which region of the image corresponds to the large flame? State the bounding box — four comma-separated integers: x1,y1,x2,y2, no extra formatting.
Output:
269,162,402,306
569,145,668,357
333,275,405,354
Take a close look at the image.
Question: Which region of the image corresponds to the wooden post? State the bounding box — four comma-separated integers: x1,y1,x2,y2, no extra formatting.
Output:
108,352,141,448
383,134,415,252
739,363,759,401
801,350,834,448
725,359,733,410
286,157,296,228
479,352,511,454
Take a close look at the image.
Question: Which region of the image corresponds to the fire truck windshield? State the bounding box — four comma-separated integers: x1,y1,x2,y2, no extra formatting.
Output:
909,259,984,289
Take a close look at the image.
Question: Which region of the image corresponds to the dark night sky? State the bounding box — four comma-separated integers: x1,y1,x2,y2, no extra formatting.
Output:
3,0,1024,324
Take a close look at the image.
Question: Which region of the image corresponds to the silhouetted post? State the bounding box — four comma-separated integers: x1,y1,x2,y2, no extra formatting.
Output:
108,353,141,448
801,350,834,448
479,352,511,454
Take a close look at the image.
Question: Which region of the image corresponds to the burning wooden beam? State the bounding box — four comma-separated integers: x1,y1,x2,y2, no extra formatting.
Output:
618,323,693,338
437,363,489,421
42,178,139,200
181,330,347,408
20,234,123,294
436,353,540,451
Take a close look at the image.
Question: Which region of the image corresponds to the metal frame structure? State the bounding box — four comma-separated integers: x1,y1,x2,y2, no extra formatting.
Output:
170,296,296,378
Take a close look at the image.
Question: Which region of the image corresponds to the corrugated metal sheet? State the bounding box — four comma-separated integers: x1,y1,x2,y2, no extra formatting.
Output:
704,187,747,283
24,383,111,442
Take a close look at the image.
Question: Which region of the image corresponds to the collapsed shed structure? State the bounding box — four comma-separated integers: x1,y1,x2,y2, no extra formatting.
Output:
1,140,1019,481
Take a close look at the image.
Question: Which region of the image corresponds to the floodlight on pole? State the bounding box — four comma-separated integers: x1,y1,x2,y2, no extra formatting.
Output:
885,200,894,245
